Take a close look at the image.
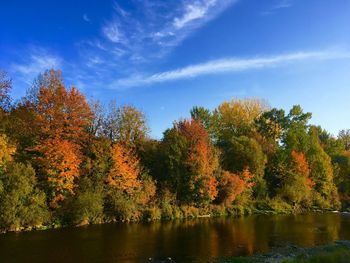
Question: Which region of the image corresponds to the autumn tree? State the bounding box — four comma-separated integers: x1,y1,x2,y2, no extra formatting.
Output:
277,151,314,208
0,133,16,166
217,169,254,207
107,143,142,194
40,137,81,208
214,98,268,141
30,70,93,146
162,119,219,205
104,102,149,148
0,70,11,111
220,135,267,198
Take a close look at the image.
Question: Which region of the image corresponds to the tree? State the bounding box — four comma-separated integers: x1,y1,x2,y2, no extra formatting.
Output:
256,108,287,142
0,70,11,111
162,119,219,205
214,98,268,140
339,130,350,150
220,135,267,198
107,143,142,194
217,169,254,206
277,151,314,208
104,102,149,147
0,162,49,231
306,128,340,209
40,137,81,208
190,106,218,140
282,105,312,153
0,133,16,166
33,70,93,145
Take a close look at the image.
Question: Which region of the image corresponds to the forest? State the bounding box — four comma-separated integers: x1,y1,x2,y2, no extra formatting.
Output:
0,69,350,232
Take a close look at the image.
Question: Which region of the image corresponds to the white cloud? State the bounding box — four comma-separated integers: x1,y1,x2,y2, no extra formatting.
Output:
262,0,293,15
83,14,91,23
102,21,125,44
174,0,218,29
97,0,237,62
12,49,62,83
115,50,350,87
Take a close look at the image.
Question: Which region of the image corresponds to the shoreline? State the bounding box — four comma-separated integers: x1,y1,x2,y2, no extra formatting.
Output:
1,209,349,235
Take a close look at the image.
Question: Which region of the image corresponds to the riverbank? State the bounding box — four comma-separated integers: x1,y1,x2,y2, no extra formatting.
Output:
213,241,350,263
1,205,349,234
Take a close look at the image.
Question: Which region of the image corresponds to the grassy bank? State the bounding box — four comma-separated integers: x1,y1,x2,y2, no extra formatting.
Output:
214,241,350,263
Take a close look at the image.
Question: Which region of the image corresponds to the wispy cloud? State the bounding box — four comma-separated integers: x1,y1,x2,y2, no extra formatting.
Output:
102,21,125,44
115,50,350,87
83,14,91,23
262,0,293,15
97,0,237,62
174,0,224,29
11,48,62,84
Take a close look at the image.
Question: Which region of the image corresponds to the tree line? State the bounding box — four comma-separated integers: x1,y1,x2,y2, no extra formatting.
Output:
0,69,349,232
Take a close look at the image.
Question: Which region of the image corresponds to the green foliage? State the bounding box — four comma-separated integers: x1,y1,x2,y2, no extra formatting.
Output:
0,162,49,231
0,69,348,232
306,128,340,209
105,188,141,222
220,136,267,198
143,206,162,221
72,178,104,225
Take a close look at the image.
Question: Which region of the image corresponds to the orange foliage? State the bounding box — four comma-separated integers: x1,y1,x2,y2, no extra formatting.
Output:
291,151,309,175
219,171,246,205
200,175,218,201
35,70,92,145
177,119,218,201
219,168,255,206
241,167,255,188
42,137,81,207
291,150,315,188
108,143,141,194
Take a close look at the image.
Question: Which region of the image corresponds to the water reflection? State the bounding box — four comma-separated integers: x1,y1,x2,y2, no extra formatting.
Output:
0,213,349,263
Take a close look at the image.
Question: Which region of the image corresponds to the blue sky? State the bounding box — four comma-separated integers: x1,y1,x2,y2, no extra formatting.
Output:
1,0,350,138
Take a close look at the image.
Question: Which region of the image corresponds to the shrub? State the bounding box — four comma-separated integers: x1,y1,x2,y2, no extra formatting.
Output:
105,189,141,222
180,205,199,218
143,206,162,221
73,178,104,225
0,163,50,231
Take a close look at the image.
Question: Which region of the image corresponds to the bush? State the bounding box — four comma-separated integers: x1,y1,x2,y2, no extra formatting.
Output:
73,178,104,225
267,197,293,214
210,205,227,217
160,202,174,219
143,206,162,221
180,205,199,218
105,189,141,222
0,162,50,231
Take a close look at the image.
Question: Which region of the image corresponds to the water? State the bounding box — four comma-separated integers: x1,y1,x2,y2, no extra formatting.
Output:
1,213,350,263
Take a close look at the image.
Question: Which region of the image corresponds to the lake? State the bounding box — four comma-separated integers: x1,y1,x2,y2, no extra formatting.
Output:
1,213,350,263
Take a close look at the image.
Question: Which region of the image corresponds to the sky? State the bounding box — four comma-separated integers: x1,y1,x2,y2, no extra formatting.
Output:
1,0,350,138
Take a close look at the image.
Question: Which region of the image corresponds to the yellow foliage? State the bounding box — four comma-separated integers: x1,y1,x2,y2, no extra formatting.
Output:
0,133,16,165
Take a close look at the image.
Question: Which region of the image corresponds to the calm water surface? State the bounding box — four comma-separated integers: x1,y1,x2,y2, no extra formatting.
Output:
1,213,350,263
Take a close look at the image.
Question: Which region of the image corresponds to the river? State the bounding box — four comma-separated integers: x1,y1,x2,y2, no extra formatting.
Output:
1,212,350,263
